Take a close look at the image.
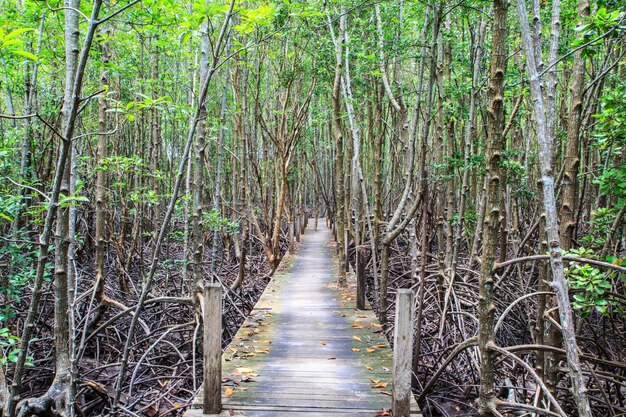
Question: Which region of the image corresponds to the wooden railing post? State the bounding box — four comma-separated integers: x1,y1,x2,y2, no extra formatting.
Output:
393,289,414,417
356,247,366,310
204,283,222,414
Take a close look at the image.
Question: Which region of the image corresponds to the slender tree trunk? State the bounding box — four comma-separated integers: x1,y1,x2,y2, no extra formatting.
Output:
210,66,229,277
515,1,592,415
560,0,589,249
477,1,507,415
330,10,347,285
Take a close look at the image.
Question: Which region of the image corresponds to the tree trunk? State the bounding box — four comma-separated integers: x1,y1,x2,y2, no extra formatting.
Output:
515,0,592,415
477,1,507,415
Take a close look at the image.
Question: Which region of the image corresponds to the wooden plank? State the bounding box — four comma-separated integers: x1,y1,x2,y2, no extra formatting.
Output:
187,220,421,417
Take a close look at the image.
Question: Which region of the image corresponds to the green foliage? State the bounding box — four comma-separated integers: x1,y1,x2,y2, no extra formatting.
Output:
574,8,625,56
565,248,625,318
235,4,276,35
581,207,620,249
0,327,33,366
203,209,239,235
0,27,38,61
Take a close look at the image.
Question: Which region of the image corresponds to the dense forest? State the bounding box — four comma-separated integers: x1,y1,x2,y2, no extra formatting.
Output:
0,0,625,415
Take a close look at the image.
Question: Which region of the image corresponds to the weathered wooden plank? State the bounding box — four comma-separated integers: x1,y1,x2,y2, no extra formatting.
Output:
187,221,421,417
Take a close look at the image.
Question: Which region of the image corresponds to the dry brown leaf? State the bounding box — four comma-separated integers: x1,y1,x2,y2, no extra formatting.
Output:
352,335,363,342
365,365,374,371
351,348,361,352
366,347,376,353
224,388,234,397
381,391,392,396
319,341,328,345
372,381,388,388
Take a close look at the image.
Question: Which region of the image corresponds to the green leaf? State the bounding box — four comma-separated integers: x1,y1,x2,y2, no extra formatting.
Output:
0,212,13,222
3,28,34,42
9,49,39,61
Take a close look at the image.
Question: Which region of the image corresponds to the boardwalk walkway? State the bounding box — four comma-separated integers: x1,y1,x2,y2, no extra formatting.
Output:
187,221,421,417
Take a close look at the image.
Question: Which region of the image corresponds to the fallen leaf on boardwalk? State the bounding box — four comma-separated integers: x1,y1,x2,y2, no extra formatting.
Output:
224,388,234,397
341,313,348,317
374,343,387,348
370,323,383,328
255,348,270,354
229,347,238,352
351,348,361,352
366,348,376,353
328,357,336,360
380,391,392,396
256,340,271,344
357,315,368,318
319,341,328,345
372,381,388,388
351,323,364,329
369,378,380,384
376,410,391,416
236,387,248,391
352,335,363,342
235,368,254,374
365,365,374,371
239,353,256,357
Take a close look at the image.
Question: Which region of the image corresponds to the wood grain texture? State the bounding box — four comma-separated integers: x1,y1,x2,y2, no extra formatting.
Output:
203,283,222,414
392,289,414,417
188,221,421,417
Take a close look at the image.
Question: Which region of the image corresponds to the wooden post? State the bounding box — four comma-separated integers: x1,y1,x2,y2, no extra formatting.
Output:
393,289,414,417
344,228,350,272
204,283,222,414
356,247,366,310
289,222,295,254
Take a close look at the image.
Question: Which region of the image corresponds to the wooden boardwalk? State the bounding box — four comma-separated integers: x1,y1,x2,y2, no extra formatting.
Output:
187,222,421,417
